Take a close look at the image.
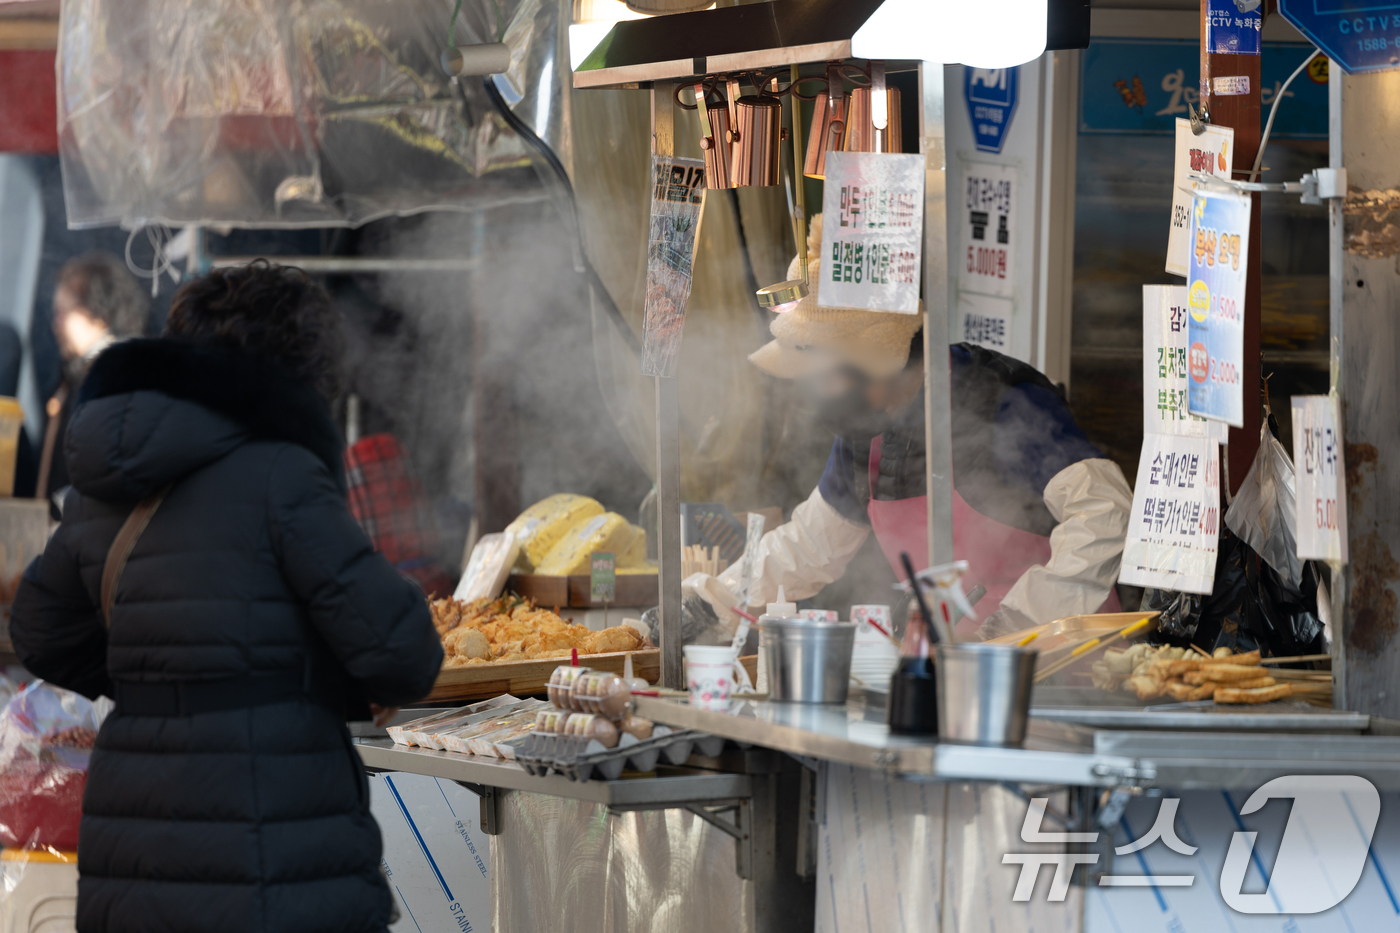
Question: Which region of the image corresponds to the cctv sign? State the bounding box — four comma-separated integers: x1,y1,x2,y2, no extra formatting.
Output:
965,67,1019,154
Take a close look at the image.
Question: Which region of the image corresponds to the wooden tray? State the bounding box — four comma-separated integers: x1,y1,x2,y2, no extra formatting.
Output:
508,573,658,608
425,649,660,703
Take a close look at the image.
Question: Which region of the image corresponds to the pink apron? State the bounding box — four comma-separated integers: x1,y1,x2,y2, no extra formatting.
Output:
864,438,1116,636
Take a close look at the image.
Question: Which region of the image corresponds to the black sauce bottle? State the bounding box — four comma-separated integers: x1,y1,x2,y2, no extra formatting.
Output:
887,605,938,735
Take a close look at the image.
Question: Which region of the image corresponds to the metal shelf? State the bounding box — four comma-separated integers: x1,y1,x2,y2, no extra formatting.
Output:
634,697,1400,790
355,738,752,806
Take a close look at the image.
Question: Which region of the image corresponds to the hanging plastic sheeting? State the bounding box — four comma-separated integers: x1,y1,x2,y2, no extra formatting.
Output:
56,0,570,229
1225,421,1303,591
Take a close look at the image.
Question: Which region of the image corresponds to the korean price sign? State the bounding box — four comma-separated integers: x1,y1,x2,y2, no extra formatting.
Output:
1143,285,1227,439
1186,189,1251,428
590,551,617,603
819,151,924,314
959,292,1012,352
1120,435,1222,594
1166,118,1234,277
961,162,1016,299
641,156,705,378
1292,396,1348,563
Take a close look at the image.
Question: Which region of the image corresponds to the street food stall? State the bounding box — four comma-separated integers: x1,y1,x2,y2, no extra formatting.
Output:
17,0,1400,929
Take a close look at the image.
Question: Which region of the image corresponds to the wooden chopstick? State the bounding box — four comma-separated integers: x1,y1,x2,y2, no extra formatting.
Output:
1260,654,1332,666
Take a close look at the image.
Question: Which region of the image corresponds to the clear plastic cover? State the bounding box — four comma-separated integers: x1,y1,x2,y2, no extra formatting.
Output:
0,682,111,852
57,0,568,229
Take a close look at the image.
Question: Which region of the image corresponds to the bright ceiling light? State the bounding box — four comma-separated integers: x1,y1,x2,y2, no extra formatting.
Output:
851,0,1047,69
570,0,651,71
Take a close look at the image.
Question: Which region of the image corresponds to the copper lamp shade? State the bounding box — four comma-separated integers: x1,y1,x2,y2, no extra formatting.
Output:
728,95,783,187
843,85,902,153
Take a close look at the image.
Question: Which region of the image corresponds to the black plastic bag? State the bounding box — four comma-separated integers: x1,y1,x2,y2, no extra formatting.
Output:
1141,529,1324,657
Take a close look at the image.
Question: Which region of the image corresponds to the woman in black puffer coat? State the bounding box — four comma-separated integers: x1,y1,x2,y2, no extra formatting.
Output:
10,262,444,933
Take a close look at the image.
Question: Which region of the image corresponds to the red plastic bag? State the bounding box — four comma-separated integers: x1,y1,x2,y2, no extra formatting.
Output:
0,682,109,851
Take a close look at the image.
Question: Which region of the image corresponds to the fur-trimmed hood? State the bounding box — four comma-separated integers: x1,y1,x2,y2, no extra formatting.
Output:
67,339,344,501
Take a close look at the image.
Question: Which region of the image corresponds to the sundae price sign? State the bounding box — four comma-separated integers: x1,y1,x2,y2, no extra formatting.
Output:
1292,396,1349,563
1120,434,1222,594
1186,190,1251,427
819,151,925,314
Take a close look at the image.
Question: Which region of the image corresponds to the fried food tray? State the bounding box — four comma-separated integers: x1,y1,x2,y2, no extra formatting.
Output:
427,649,660,703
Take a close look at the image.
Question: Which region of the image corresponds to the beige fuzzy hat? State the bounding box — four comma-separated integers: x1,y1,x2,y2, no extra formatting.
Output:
748,213,925,380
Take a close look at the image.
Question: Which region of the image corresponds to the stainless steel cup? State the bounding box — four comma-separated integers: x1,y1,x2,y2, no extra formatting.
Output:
760,618,856,703
935,643,1038,746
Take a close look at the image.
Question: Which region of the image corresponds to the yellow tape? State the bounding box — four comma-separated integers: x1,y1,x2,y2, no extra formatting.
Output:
1070,637,1102,658
1,848,77,863
1016,631,1040,647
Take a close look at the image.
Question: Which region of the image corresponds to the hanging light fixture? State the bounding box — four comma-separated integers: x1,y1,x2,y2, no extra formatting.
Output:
851,0,1047,69
842,62,900,154
803,64,847,179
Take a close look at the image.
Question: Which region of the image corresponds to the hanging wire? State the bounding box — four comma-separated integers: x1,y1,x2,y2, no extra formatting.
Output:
448,0,464,47
1249,48,1321,182
124,225,181,298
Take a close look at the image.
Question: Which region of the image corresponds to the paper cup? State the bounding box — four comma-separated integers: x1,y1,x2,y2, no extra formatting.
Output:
684,645,746,711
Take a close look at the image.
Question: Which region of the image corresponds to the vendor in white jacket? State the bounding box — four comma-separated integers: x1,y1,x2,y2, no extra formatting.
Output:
691,216,1134,639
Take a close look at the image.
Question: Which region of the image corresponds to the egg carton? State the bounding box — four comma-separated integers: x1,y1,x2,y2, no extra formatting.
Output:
515,726,726,782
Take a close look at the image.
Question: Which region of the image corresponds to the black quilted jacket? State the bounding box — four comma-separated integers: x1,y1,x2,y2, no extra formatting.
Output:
11,339,443,933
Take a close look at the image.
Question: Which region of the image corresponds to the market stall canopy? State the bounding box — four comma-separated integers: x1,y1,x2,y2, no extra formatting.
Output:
573,0,1090,90
56,0,568,229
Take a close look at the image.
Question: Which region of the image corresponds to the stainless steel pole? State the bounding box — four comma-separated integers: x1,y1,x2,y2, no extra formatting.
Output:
919,63,955,567
652,83,684,689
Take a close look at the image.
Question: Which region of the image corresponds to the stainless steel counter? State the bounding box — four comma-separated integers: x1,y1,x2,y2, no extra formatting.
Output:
633,696,1400,790
355,738,752,806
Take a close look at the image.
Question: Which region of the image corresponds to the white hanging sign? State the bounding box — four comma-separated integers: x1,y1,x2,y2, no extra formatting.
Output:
818,151,924,314
958,292,1012,352
1166,118,1234,278
1292,395,1348,563
1120,434,1222,595
1142,285,1227,439
960,161,1016,299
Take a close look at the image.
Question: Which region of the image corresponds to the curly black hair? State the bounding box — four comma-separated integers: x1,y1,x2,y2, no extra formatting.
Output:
165,260,344,400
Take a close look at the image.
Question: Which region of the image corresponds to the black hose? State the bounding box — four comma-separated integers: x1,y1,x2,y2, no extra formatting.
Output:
481,77,642,353
725,188,766,317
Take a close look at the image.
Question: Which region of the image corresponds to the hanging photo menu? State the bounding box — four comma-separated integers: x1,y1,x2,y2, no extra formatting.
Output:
818,151,924,314
1120,434,1222,594
640,156,706,378
1186,189,1251,427
1143,285,1227,439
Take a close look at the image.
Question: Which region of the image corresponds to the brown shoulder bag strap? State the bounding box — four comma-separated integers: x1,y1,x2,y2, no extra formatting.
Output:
100,484,173,627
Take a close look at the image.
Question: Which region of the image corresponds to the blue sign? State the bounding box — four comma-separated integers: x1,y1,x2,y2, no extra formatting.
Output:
1080,40,1328,137
965,67,1019,154
1208,0,1263,54
1187,192,1252,428
1280,0,1400,74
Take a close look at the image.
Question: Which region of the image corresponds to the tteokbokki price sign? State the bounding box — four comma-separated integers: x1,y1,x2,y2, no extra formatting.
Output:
1121,434,1222,594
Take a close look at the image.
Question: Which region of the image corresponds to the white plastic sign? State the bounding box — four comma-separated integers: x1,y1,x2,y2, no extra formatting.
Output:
1292,395,1348,563
1120,434,1222,594
1166,118,1234,278
961,162,1016,299
1142,285,1226,439
959,292,1012,352
819,151,924,314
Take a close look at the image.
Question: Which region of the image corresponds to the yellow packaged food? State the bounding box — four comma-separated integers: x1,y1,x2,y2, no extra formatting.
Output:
620,524,648,568
505,494,604,571
535,511,634,576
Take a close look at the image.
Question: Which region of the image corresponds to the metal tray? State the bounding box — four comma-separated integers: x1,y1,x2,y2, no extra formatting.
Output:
1031,698,1368,733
